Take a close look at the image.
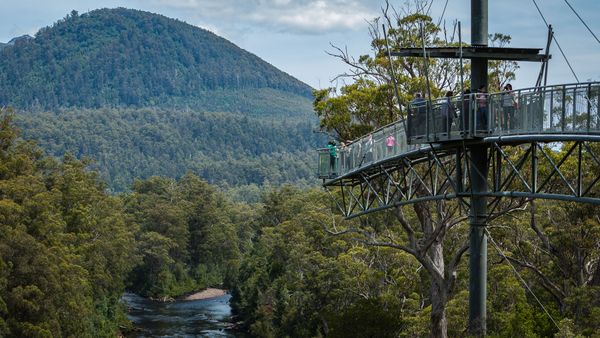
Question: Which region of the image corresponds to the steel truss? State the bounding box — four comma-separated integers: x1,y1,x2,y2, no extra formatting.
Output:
325,138,600,218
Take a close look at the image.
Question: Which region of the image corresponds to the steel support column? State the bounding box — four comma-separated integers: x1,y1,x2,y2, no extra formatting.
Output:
468,143,488,335
469,0,489,335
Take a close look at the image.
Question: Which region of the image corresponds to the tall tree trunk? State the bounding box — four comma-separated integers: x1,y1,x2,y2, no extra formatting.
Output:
429,240,448,338
430,284,448,338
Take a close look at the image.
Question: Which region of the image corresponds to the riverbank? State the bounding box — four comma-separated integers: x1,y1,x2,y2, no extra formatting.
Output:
183,288,227,301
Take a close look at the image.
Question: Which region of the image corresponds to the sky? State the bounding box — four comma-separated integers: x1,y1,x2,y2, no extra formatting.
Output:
1,0,599,91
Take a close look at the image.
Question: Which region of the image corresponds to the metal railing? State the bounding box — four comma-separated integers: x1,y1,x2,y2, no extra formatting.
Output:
318,81,600,179
317,121,417,179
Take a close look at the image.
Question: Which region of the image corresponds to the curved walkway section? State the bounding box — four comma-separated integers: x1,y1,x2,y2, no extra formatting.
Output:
318,82,600,182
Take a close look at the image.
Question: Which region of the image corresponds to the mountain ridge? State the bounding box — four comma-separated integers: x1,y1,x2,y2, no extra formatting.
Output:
0,8,313,111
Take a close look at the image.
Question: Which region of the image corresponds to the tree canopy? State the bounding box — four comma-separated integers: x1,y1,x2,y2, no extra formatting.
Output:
16,107,322,193
0,8,312,109
0,110,137,336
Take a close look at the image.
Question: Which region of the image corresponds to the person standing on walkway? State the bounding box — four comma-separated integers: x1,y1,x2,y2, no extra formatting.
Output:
386,133,396,156
501,83,516,131
410,93,427,138
440,91,456,135
339,141,351,173
476,85,488,132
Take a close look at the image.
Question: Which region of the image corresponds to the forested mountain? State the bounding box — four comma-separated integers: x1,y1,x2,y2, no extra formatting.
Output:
17,107,322,193
0,8,321,192
0,8,311,109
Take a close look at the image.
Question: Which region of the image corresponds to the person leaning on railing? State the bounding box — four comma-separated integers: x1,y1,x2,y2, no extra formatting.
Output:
501,83,516,130
501,83,517,131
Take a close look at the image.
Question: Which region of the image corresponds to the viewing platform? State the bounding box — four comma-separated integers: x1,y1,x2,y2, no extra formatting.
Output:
318,82,600,184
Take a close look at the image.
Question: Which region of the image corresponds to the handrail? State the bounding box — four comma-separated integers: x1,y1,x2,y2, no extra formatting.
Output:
318,81,600,180
499,80,598,94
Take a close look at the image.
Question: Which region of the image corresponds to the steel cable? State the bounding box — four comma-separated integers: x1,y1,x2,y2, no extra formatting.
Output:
531,0,580,83
562,0,600,46
485,228,561,331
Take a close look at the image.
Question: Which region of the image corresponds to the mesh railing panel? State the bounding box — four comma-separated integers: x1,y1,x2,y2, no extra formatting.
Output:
318,82,600,179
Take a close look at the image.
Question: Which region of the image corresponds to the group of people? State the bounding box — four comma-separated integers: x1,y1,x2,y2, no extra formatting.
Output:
325,84,519,176
408,84,518,138
327,130,403,175
326,133,377,175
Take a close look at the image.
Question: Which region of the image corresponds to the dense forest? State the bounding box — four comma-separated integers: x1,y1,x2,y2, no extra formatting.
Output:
2,107,599,337
15,107,321,194
0,109,251,336
0,8,321,193
0,8,311,109
124,173,253,298
0,112,137,336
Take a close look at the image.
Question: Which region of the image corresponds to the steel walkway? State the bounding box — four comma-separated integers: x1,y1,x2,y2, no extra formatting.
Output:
318,82,600,218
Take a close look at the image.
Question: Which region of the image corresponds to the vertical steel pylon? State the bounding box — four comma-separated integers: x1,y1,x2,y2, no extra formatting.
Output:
468,0,489,335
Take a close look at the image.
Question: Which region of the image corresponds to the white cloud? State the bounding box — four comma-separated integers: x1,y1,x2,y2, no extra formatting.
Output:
147,0,378,34
249,0,375,33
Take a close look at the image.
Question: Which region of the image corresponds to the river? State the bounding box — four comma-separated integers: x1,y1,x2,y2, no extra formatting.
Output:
122,292,247,337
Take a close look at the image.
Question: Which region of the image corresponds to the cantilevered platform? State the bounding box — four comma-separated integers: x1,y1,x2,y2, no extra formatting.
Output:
318,82,600,218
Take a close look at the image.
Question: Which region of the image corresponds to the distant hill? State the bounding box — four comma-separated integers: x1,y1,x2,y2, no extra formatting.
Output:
17,108,322,194
0,8,322,193
0,8,312,114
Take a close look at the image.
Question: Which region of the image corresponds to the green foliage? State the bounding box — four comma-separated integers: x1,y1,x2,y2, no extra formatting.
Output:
314,80,397,141
124,173,249,298
314,11,518,141
0,110,137,337
325,297,405,338
15,107,323,193
231,187,415,337
494,198,600,337
488,33,519,92
0,8,312,109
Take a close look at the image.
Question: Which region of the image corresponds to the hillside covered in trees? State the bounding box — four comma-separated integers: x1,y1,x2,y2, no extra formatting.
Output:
0,8,321,192
16,108,321,194
0,8,312,109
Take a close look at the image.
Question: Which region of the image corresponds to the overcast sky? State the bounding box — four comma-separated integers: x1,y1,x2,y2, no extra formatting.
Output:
1,0,599,91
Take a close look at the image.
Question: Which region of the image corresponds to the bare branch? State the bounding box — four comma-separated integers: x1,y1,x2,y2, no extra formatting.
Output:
394,206,417,249
504,255,566,308
446,239,469,294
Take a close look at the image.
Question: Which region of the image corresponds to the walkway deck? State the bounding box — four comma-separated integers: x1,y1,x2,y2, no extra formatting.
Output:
318,82,600,183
